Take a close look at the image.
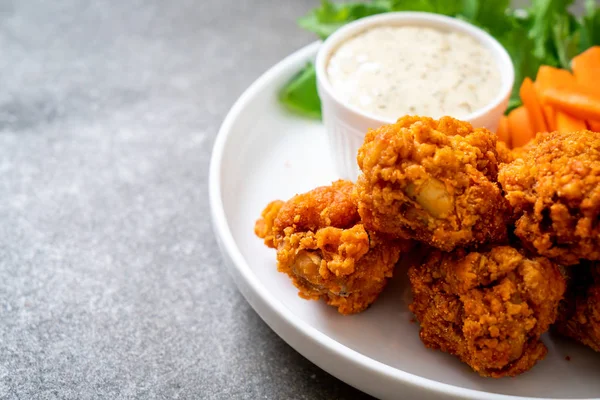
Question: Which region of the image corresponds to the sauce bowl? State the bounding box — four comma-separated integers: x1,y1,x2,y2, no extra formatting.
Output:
315,12,515,180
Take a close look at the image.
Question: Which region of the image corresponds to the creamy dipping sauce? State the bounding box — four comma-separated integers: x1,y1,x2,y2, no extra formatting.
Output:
326,25,502,120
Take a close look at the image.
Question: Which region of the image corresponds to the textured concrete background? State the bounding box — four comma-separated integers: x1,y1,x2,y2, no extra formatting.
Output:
0,0,587,399
0,0,372,398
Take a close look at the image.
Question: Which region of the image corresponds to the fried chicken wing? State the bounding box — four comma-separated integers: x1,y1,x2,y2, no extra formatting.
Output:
355,116,508,251
255,180,410,314
409,246,565,377
498,130,600,265
555,263,600,352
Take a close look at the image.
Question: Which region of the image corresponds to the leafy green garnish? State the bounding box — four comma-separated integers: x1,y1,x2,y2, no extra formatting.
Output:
580,0,600,52
497,21,539,112
460,0,511,36
280,0,600,119
297,0,466,41
383,0,463,15
298,1,390,40
279,62,321,119
528,0,573,64
552,13,581,69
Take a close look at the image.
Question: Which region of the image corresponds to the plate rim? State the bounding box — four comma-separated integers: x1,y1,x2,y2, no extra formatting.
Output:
208,40,591,400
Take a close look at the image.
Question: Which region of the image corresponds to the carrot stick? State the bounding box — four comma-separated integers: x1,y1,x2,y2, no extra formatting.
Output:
543,105,556,131
496,115,511,147
520,77,548,133
508,106,535,148
571,46,600,96
588,120,600,132
535,66,576,92
541,86,600,121
533,66,573,131
556,111,587,132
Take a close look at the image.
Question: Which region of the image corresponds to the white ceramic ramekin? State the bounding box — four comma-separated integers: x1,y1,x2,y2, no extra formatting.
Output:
315,12,515,180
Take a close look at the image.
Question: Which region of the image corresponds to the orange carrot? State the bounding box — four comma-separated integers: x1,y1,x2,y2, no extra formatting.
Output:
556,111,587,132
541,86,600,121
508,106,535,148
543,105,556,131
496,115,511,146
571,46,600,96
533,66,574,131
535,66,576,92
588,120,600,132
520,77,548,133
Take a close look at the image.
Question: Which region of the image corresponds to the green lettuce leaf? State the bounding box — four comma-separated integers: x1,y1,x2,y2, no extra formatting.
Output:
384,0,462,15
528,0,574,65
580,0,600,51
279,62,321,119
460,0,511,36
298,0,391,40
553,13,581,69
497,17,541,111
297,0,472,39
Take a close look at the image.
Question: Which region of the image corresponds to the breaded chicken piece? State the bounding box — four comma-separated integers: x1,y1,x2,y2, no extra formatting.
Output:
355,116,508,251
498,130,600,265
409,246,565,377
255,180,410,315
555,263,600,352
496,141,515,165
496,141,532,165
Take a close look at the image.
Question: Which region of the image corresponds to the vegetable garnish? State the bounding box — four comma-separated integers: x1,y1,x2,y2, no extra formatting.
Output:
279,62,321,119
498,45,600,149
280,0,600,119
508,106,534,148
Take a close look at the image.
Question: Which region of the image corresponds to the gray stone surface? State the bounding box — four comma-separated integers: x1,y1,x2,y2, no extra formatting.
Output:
3,1,588,398
0,0,372,399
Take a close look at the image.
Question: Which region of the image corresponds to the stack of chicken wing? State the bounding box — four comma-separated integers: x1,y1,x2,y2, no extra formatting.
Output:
254,115,600,377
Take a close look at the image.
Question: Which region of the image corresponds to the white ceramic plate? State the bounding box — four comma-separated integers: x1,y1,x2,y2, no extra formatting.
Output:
209,42,600,400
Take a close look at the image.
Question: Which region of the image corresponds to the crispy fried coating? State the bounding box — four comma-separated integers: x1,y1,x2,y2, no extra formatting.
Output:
496,141,532,165
496,141,515,165
355,116,508,251
409,246,565,377
498,130,600,265
555,264,600,352
255,180,409,314
254,200,285,249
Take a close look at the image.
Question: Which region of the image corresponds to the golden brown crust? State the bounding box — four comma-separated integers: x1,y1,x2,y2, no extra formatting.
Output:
555,264,600,352
496,141,515,165
355,116,508,251
274,180,359,233
498,130,600,265
409,246,565,377
254,200,284,249
496,141,532,165
255,180,410,314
